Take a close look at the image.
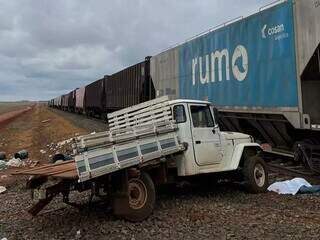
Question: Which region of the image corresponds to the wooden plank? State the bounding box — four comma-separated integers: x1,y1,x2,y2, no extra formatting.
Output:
110,115,173,131
109,107,171,127
13,161,76,176
18,165,76,176
76,119,176,152
77,131,108,141
54,170,78,179
109,103,171,124
13,161,75,174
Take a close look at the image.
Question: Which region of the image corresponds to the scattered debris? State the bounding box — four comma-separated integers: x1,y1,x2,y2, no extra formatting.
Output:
30,161,39,168
51,153,73,163
76,230,81,239
41,119,51,123
1,175,8,180
268,178,312,195
0,152,6,160
40,149,46,154
298,185,320,194
14,150,28,160
57,138,73,147
6,158,25,168
0,186,6,194
0,160,6,170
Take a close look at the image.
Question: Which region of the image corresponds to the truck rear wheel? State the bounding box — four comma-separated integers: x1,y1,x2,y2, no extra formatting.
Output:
242,155,268,193
124,172,155,222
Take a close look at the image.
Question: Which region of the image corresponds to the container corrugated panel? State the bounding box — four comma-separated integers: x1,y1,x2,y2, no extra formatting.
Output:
293,0,320,125
67,91,73,108
84,78,105,110
54,96,59,107
68,89,77,108
294,0,320,76
105,58,154,111
151,0,299,110
150,46,180,100
76,87,85,109
57,96,62,107
62,94,69,107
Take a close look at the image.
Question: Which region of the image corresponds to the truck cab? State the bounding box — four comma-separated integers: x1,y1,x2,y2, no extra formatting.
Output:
170,99,267,190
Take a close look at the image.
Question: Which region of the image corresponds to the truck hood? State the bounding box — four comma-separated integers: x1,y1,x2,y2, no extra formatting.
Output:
220,131,251,140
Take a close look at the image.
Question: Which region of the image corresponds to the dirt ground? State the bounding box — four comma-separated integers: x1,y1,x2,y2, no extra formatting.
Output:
0,104,88,186
0,102,33,115
1,106,320,239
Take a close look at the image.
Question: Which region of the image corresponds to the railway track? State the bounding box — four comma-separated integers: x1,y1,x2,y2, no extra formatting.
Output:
264,151,320,184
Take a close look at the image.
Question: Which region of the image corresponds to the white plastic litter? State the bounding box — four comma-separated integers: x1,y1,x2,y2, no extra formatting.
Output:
6,158,25,167
57,138,73,147
76,230,81,239
40,149,46,154
268,178,312,195
0,186,6,194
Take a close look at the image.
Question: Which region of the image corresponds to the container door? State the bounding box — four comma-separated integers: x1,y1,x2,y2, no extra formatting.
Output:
189,104,222,166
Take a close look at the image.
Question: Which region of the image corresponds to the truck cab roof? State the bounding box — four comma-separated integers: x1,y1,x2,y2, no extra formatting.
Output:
168,99,211,105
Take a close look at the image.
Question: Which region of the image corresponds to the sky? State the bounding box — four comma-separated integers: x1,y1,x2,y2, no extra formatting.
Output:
0,0,271,101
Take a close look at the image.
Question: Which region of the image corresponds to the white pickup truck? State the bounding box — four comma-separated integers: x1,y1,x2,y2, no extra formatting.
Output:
16,97,268,222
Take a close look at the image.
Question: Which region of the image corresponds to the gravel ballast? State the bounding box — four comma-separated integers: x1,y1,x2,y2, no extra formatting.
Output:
1,179,320,240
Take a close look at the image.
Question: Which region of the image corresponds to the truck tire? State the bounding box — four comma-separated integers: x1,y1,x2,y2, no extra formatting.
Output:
124,172,155,222
242,155,268,193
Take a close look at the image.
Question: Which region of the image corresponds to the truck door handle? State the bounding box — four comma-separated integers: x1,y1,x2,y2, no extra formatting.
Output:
195,140,201,144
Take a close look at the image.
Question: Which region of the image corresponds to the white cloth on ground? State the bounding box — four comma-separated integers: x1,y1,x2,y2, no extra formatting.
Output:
267,177,312,195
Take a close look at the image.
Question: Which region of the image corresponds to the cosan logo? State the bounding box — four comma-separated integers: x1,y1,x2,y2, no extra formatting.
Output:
192,45,248,85
262,24,285,38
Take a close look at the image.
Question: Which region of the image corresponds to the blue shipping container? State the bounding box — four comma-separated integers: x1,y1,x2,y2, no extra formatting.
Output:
179,1,298,108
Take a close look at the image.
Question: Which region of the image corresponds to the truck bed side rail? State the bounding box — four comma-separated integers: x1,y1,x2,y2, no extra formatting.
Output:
74,96,185,182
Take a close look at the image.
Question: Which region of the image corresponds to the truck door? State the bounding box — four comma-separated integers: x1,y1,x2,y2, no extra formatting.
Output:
189,104,223,166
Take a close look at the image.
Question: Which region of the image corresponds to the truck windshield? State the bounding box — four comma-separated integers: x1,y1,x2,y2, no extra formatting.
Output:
190,105,214,128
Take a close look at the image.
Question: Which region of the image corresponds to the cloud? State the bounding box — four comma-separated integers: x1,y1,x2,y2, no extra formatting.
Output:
0,0,270,101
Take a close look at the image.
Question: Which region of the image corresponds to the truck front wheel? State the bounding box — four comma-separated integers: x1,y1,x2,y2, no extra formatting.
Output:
124,172,155,222
242,155,268,193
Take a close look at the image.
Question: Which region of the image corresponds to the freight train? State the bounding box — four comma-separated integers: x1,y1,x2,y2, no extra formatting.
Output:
49,57,155,120
49,0,320,172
